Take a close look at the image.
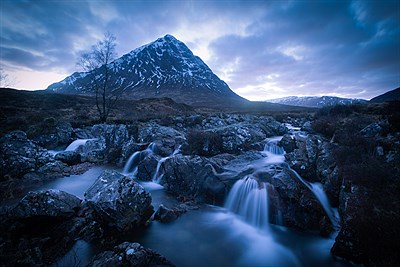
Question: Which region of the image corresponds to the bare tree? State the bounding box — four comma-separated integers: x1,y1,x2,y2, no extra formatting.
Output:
78,32,120,123
0,68,14,88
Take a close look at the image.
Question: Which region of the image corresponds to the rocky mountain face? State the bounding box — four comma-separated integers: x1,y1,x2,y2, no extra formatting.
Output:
47,34,247,107
370,87,400,103
267,96,367,108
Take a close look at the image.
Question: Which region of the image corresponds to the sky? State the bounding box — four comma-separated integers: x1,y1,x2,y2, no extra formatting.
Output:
1,0,399,100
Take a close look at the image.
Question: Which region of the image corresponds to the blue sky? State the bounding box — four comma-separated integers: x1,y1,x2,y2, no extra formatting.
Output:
1,0,399,100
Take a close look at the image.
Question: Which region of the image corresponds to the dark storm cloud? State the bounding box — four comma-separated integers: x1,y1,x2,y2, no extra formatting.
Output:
208,0,400,99
1,0,399,98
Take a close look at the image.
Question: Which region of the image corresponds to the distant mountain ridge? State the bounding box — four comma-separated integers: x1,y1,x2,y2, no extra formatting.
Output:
370,87,400,103
47,34,247,107
266,96,367,108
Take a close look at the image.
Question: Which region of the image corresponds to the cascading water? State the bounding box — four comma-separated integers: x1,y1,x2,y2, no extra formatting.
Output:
65,139,95,151
152,145,181,183
286,165,338,228
123,143,156,174
225,132,338,232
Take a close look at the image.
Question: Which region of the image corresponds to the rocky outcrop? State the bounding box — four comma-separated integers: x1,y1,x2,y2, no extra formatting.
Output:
88,242,175,267
266,167,329,233
84,170,153,232
161,155,228,203
0,131,53,180
282,134,340,206
138,122,186,156
197,114,288,154
0,190,83,266
33,121,73,149
11,189,81,220
0,131,74,200
72,124,133,164
55,151,81,165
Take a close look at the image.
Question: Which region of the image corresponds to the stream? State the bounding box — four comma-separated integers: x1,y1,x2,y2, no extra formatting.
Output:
48,131,357,267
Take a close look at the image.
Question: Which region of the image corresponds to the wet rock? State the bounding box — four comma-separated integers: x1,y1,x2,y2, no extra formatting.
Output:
76,139,106,163
331,180,366,263
279,134,296,153
162,155,227,203
266,168,328,232
55,151,81,165
88,242,175,267
138,122,186,156
199,115,287,154
136,154,161,181
154,203,198,223
73,124,133,164
11,189,82,219
84,170,153,232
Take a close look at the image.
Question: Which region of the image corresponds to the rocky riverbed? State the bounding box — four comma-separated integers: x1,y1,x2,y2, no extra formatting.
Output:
1,112,399,266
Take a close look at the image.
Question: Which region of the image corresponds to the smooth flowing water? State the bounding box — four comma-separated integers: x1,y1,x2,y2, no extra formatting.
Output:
49,132,354,267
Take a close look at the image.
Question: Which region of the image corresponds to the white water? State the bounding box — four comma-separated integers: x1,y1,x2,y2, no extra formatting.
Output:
48,130,356,267
152,145,181,183
287,166,338,228
122,143,156,174
65,139,94,152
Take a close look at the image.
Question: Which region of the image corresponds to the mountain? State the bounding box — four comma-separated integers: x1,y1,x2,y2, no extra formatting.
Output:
266,96,367,108
47,34,247,107
370,87,400,103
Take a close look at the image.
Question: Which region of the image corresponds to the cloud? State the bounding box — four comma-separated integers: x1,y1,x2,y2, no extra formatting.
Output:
1,0,399,99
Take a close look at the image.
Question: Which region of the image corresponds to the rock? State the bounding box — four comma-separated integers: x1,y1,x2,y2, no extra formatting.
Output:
73,124,133,164
88,242,175,267
84,170,153,232
331,180,366,263
0,131,51,180
197,115,287,154
266,167,328,232
55,151,81,165
301,121,314,132
138,122,186,156
33,122,73,149
76,139,106,163
279,134,296,153
162,155,227,203
360,122,383,137
136,154,161,181
11,189,81,219
154,204,187,223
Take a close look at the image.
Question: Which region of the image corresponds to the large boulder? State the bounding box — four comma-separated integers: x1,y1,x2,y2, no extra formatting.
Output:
84,170,153,232
0,131,53,180
161,155,228,203
33,121,73,149
11,189,81,220
73,124,133,164
283,134,340,206
88,242,175,267
266,168,329,233
196,115,287,154
138,122,186,156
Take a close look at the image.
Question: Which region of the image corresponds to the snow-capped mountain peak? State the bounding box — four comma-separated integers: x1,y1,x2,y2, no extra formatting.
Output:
48,34,245,107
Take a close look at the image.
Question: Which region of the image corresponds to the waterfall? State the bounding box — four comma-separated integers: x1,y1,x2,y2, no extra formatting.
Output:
152,145,181,183
225,177,270,231
123,143,156,174
286,164,338,228
65,139,94,152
